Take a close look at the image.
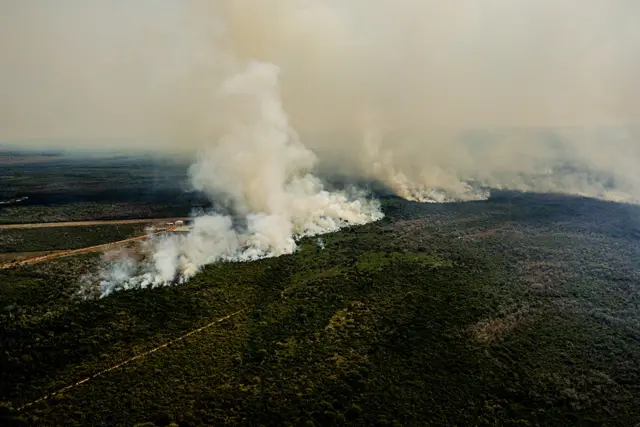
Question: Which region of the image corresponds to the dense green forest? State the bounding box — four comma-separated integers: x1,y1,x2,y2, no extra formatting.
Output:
0,153,201,223
1,193,639,426
0,202,192,225
0,224,146,253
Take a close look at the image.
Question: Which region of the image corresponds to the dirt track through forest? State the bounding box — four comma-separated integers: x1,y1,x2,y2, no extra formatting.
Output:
0,217,189,230
17,309,246,412
0,229,174,269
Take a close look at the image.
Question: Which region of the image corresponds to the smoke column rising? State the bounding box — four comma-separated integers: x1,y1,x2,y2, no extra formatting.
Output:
3,1,640,293
3,1,639,201
184,0,640,203
91,61,382,297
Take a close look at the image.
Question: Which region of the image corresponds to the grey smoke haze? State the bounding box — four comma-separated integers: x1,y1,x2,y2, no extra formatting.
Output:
2,0,640,201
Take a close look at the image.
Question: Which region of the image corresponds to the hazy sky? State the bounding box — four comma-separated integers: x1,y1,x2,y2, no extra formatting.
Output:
1,1,639,150
0,1,183,147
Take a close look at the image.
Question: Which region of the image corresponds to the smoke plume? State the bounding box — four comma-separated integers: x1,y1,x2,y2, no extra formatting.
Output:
89,61,382,297
3,1,640,293
2,0,639,202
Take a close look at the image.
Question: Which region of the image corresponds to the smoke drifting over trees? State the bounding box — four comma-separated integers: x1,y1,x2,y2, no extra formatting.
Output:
85,61,383,296
3,1,640,293
2,1,639,201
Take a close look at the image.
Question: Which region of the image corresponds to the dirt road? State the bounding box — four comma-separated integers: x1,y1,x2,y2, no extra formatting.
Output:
18,308,246,412
0,217,189,230
0,229,173,269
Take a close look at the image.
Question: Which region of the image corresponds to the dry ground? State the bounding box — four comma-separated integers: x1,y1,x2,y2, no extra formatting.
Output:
0,218,188,230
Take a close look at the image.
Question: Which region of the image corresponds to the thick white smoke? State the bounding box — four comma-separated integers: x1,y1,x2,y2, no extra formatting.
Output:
3,1,640,204
356,125,640,204
89,61,382,297
358,117,490,203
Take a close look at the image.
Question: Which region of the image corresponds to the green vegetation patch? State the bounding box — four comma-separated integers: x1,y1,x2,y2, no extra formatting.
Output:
0,202,189,225
1,194,640,426
0,224,146,253
355,251,454,271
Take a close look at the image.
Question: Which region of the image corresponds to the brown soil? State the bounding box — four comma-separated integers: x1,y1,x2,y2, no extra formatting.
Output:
0,218,188,230
0,229,173,269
